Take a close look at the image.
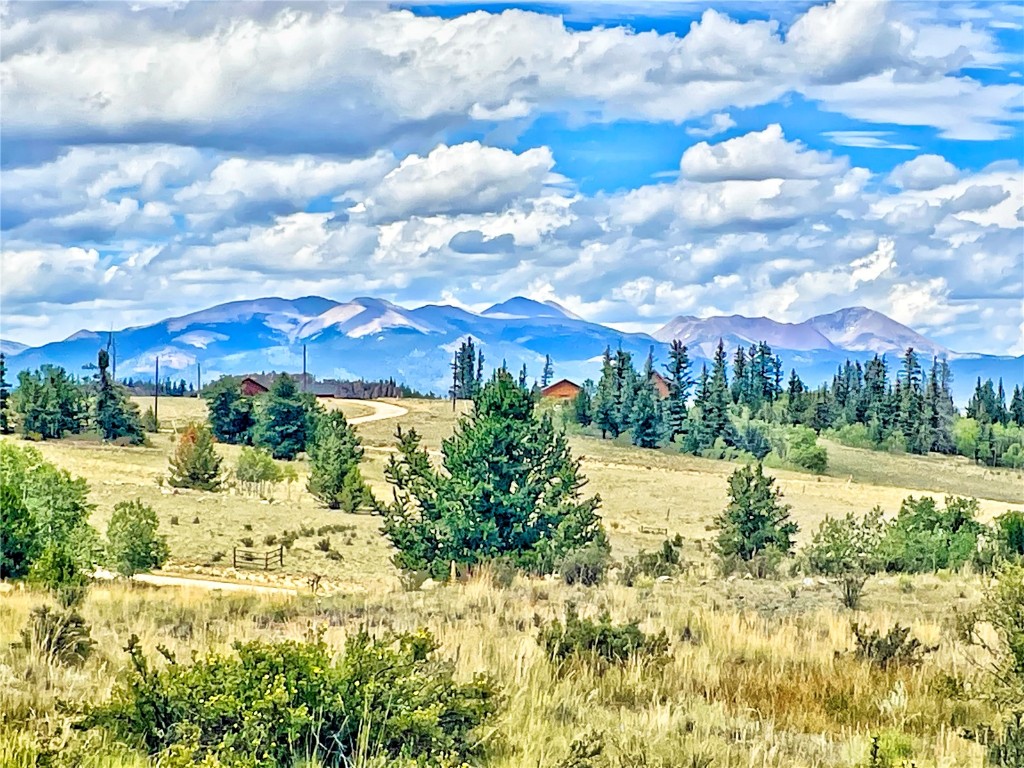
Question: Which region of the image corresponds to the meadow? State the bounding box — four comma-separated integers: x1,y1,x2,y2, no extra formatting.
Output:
2,395,1023,767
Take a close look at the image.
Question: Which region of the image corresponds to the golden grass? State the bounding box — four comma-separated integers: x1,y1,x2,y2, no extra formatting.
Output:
0,574,997,767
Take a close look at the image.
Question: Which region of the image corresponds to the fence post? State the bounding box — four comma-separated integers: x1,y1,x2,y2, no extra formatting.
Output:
232,548,237,569
279,545,284,567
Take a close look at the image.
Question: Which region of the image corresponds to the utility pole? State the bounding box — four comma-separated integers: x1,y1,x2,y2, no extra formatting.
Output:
196,362,202,397
154,356,159,424
302,344,307,391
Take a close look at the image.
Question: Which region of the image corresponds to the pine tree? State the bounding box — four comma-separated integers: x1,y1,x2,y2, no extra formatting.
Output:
205,380,254,445
714,463,797,562
14,366,88,439
630,352,662,448
518,364,529,391
382,369,607,579
307,410,374,512
898,348,927,454
168,422,223,491
663,340,692,442
924,358,955,454
94,349,144,444
592,347,619,439
572,382,593,427
613,348,639,436
0,352,11,434
704,340,732,441
254,375,315,460
731,346,747,405
541,355,554,388
786,369,806,425
1010,385,1024,427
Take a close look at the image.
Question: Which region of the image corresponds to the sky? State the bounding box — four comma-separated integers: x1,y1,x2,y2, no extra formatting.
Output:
1,0,1022,355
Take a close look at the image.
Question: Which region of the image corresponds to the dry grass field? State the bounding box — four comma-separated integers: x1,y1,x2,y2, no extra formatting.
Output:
2,395,1022,767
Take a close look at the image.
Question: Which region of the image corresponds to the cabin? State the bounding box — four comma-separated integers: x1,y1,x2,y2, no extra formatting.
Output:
240,376,270,397
650,371,671,399
541,379,582,400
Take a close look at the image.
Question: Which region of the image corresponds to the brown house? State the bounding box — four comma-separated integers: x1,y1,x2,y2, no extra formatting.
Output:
650,371,670,399
240,376,270,397
541,379,582,400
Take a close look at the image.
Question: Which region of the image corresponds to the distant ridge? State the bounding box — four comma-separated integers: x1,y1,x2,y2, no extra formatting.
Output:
6,295,1019,403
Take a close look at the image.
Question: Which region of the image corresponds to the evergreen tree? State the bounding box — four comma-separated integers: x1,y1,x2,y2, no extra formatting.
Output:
630,352,662,448
253,375,315,460
613,348,639,436
704,339,733,441
168,422,223,491
1010,385,1024,427
307,410,375,512
786,369,806,425
518,364,529,391
0,353,11,434
730,345,747,405
898,348,928,454
13,365,87,439
541,355,554,388
204,379,254,445
572,381,593,427
450,338,485,400
382,369,607,579
714,463,797,562
94,349,144,444
663,340,692,442
924,357,955,454
592,347,619,439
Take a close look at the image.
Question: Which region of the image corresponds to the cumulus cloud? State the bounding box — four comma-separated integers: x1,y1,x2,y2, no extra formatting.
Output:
680,124,847,181
888,154,961,189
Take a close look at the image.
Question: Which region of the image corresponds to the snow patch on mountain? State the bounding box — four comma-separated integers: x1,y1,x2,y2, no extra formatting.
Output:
174,331,230,349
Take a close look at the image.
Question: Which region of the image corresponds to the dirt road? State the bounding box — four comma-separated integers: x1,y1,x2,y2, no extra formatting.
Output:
345,399,408,425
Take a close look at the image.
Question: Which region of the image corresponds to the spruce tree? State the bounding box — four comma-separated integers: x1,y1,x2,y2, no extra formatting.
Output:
254,374,314,460
382,369,607,579
0,352,11,434
572,382,593,427
704,340,732,442
94,349,144,444
1010,385,1024,427
592,347,619,439
518,364,529,391
630,352,662,448
613,348,639,436
307,410,375,512
731,345,748,406
205,379,254,445
168,422,223,491
664,340,692,442
14,365,88,439
898,348,927,454
541,355,554,388
714,463,797,562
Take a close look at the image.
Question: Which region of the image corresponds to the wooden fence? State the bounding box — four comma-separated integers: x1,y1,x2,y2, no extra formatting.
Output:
233,545,284,570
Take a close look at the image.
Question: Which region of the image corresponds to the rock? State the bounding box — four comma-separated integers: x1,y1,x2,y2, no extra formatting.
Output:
655,575,673,583
420,578,439,591
802,577,815,588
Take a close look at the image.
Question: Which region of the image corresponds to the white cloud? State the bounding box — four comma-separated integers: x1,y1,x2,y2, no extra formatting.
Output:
680,124,847,181
888,154,961,189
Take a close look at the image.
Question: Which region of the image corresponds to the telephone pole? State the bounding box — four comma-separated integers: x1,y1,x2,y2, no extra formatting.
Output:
196,362,201,397
154,356,159,424
302,344,307,391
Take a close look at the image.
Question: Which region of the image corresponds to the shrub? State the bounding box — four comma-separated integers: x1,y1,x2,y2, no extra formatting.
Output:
802,508,886,577
878,495,984,573
140,406,160,434
829,422,876,450
558,542,610,586
851,623,935,669
80,629,499,768
239,537,253,548
28,544,88,606
107,499,169,577
620,535,684,586
996,511,1024,559
714,463,797,565
315,537,331,552
235,447,283,496
839,573,868,611
170,515,179,525
168,423,223,491
19,604,95,666
539,604,669,668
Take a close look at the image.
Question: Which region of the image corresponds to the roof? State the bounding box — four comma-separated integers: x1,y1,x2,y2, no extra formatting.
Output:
541,379,582,397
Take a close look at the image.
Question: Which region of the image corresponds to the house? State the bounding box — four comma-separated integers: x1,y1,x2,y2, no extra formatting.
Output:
541,379,582,400
240,376,270,397
650,371,671,399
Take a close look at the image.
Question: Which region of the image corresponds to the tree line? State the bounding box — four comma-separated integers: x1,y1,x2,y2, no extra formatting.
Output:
565,340,1023,471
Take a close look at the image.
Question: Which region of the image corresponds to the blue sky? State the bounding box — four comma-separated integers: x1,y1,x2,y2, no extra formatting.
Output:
1,0,1022,354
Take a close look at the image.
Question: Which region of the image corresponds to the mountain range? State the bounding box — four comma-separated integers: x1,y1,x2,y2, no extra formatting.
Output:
3,296,1020,404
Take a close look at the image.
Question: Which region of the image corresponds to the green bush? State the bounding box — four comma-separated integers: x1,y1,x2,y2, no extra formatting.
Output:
995,511,1024,559
620,535,684,586
539,604,669,668
802,508,886,577
307,410,374,511
80,629,499,768
878,495,984,573
19,604,95,666
558,542,610,586
828,422,877,450
106,499,169,577
235,446,282,496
